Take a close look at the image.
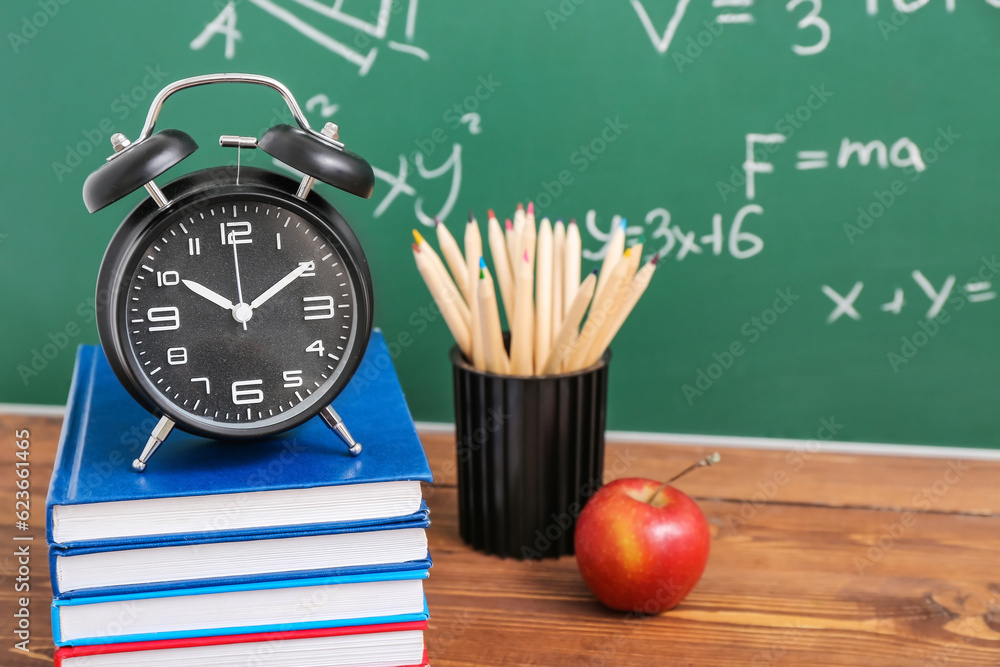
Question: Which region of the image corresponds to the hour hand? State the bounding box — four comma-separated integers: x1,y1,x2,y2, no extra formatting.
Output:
182,279,236,311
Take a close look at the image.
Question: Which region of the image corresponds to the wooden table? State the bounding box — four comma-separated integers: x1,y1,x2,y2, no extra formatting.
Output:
3,414,1000,666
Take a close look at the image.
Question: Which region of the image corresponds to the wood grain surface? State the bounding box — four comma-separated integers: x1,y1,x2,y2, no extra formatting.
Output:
2,414,999,666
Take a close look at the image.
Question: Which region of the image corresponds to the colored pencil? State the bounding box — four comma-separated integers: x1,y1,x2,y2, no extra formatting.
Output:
586,254,659,367
564,219,581,317
510,249,535,375
542,270,597,375
594,218,626,300
552,220,565,345
534,217,553,371
465,214,485,370
488,211,515,326
478,258,510,374
435,218,470,304
566,248,631,371
412,242,471,358
413,229,470,326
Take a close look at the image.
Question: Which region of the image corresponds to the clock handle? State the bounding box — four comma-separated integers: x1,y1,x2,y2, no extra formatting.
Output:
320,406,363,457
132,415,176,472
134,73,320,143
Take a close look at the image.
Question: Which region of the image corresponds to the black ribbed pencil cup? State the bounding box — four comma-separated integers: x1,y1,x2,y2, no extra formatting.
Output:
450,347,609,559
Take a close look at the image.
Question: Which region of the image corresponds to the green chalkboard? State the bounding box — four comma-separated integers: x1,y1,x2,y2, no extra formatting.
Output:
3,0,1000,449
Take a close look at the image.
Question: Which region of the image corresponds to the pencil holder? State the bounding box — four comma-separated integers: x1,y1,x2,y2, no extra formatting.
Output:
450,346,610,559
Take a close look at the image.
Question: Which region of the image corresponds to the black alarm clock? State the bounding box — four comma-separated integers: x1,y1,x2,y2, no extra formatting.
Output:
82,74,375,472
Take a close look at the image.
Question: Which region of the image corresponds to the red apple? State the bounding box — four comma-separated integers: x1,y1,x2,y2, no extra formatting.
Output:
574,477,710,614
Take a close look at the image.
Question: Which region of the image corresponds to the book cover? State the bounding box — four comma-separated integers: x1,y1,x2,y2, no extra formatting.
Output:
46,330,432,547
52,570,430,646
54,621,430,667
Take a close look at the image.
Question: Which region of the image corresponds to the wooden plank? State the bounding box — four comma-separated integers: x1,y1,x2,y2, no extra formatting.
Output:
2,415,999,666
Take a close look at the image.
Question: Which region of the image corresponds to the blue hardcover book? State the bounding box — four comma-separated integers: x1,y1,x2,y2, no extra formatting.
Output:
46,330,433,549
52,569,430,647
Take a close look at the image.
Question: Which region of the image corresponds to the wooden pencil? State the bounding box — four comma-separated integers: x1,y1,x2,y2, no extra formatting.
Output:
552,219,565,345
509,249,535,375
478,258,511,374
583,248,641,367
534,217,553,371
510,204,525,269
542,270,597,375
566,248,632,371
564,219,582,317
465,214,485,371
487,210,515,326
435,218,471,304
413,229,471,327
585,254,659,367
506,214,520,275
412,242,471,358
594,218,626,300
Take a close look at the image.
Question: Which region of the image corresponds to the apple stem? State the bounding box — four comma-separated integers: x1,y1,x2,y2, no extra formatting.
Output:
648,452,721,504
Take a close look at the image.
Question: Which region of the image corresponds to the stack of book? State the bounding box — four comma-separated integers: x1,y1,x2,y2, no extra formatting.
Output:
46,332,433,667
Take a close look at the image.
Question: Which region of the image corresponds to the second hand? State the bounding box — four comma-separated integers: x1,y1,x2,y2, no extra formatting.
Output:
231,233,248,331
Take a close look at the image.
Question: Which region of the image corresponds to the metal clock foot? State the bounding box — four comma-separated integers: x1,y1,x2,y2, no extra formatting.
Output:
132,415,175,472
320,405,362,456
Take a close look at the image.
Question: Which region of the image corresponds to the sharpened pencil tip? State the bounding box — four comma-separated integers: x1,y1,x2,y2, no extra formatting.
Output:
620,219,627,230
635,233,645,245
523,249,529,262
480,268,485,279
651,253,660,266
488,209,495,219
624,247,631,257
479,256,486,269
412,243,419,252
556,218,563,223
570,218,577,226
468,210,475,223
527,202,534,216
505,219,513,230
591,268,598,275
412,229,424,245
434,217,440,226
517,202,524,211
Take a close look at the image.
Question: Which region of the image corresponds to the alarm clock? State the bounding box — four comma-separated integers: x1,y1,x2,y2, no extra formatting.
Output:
82,74,376,472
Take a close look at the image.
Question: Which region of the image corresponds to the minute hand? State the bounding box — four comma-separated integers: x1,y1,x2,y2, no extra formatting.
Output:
250,263,309,310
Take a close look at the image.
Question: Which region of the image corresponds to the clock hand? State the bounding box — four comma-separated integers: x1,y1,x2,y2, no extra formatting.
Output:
231,234,248,330
250,262,309,310
181,279,236,311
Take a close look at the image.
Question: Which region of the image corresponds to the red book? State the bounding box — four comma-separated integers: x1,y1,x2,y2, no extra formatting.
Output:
55,621,429,667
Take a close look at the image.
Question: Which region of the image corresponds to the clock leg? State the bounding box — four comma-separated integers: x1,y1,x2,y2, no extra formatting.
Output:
132,415,176,472
320,405,362,456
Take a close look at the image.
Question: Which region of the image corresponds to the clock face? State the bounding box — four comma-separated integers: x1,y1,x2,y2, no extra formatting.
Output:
119,192,362,434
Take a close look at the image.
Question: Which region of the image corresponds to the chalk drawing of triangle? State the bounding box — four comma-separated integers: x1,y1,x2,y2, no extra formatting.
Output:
630,0,693,54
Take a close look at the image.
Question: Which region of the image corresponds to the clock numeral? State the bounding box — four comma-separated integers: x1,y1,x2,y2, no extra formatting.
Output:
147,306,180,331
299,260,316,277
156,270,180,287
232,379,264,405
189,238,201,255
303,295,334,320
166,347,188,365
220,221,252,245
283,370,303,388
191,377,211,394
306,340,325,356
